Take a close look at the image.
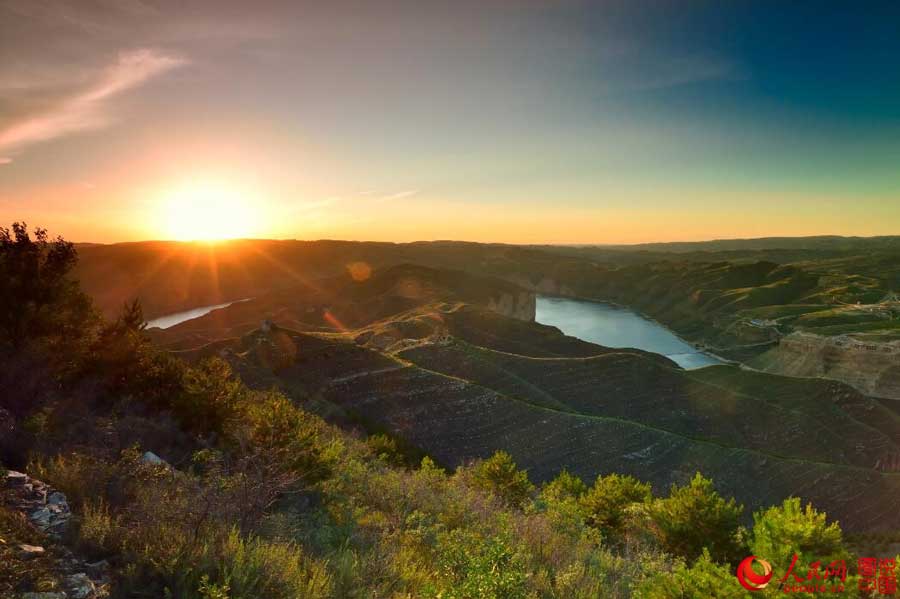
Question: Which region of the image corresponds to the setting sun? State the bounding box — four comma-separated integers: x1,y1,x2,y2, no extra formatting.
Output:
159,181,261,241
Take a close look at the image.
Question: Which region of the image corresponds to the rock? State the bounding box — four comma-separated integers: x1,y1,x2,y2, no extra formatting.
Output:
65,573,95,599
84,559,109,577
6,470,28,487
17,543,45,559
19,593,67,599
140,451,166,466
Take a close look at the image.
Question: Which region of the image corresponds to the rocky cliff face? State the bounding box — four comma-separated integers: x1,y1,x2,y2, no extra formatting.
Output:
751,332,900,400
487,290,536,322
508,274,579,299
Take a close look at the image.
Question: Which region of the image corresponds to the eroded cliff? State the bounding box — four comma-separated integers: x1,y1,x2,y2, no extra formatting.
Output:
751,332,900,400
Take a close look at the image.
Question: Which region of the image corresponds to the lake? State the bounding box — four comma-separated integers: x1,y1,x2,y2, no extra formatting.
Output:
535,296,722,369
145,298,250,330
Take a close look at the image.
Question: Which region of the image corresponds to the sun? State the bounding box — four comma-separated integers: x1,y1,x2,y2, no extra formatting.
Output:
160,181,261,241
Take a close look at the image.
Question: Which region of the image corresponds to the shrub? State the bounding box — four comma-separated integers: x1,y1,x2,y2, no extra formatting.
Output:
646,473,744,563
209,529,333,599
366,433,407,466
468,451,535,509
541,469,588,505
176,358,246,435
431,529,529,599
751,497,848,572
76,499,121,558
579,473,651,539
635,549,753,599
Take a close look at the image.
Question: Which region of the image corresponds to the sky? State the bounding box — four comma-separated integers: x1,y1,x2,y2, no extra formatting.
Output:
1,0,899,244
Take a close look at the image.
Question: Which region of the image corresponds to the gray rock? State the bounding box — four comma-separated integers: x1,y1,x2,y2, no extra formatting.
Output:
141,451,166,466
84,560,109,577
17,543,45,559
64,573,95,599
6,470,28,487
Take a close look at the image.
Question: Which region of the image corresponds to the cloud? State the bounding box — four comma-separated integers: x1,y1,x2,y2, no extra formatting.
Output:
0,49,186,155
382,189,419,201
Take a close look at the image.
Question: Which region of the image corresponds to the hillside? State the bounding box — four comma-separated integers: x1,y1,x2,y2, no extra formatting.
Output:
4,225,900,598
150,265,900,533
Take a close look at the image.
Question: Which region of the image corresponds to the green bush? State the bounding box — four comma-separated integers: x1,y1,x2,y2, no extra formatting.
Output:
635,549,753,599
430,529,529,599
469,451,535,509
541,469,588,505
579,473,651,539
751,497,850,592
646,473,744,563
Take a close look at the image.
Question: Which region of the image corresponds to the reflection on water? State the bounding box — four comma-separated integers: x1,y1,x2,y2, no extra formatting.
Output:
535,296,722,369
146,298,250,330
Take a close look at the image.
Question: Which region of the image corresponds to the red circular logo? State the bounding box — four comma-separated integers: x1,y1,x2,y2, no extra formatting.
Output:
737,556,774,591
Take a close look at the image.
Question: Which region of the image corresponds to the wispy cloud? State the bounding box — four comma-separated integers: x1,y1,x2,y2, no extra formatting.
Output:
381,189,420,201
0,49,186,159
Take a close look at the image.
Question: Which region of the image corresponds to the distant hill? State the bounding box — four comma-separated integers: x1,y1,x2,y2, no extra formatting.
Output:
73,236,900,320
72,239,570,319
571,235,900,253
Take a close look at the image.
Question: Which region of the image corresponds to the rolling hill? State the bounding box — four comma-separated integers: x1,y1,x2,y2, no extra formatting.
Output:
148,264,900,533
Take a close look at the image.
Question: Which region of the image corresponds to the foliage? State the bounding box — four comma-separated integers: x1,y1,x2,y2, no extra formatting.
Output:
751,497,847,566
579,473,651,540
429,529,529,599
646,473,745,563
0,222,96,353
635,549,753,599
0,501,65,595
468,451,535,509
366,433,406,466
540,469,588,504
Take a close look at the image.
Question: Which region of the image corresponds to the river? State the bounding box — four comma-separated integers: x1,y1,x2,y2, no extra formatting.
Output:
145,298,250,330
535,295,722,369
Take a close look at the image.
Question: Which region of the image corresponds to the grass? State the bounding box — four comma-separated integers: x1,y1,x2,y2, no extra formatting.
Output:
0,497,64,595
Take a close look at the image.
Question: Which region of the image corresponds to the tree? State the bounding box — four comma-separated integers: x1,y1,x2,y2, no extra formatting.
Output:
579,473,651,539
751,497,848,575
469,450,535,509
647,473,744,563
0,222,94,351
540,468,588,505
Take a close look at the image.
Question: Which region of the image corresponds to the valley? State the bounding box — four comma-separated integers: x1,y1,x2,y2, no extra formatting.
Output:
138,253,900,533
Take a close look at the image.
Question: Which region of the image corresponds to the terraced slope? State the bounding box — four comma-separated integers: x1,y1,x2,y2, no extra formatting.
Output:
396,341,898,469
148,266,900,532
315,353,900,532
177,310,900,533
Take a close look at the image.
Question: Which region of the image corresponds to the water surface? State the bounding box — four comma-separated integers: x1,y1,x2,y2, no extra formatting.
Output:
535,296,722,369
146,298,249,330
